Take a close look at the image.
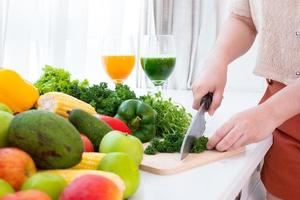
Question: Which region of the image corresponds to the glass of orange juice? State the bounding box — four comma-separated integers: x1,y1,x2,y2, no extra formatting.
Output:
101,36,136,84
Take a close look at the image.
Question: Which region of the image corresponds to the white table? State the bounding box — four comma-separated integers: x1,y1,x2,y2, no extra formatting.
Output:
131,90,272,200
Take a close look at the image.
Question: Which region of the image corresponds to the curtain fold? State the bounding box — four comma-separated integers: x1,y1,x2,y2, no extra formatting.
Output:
138,0,225,89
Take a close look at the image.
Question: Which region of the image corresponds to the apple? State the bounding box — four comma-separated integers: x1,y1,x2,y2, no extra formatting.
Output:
98,152,140,199
99,131,143,165
0,148,37,190
0,103,13,114
1,189,51,200
0,179,15,198
60,174,122,200
80,134,94,152
21,172,67,200
0,111,13,147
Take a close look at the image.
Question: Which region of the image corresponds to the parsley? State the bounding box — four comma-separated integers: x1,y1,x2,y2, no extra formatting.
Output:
140,92,192,137
190,136,209,153
144,135,209,155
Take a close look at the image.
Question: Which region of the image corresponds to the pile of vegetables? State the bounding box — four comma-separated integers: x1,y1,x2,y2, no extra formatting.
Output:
35,65,208,154
35,66,136,116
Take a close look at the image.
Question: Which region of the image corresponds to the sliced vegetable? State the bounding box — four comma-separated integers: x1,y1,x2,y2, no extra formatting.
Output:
115,99,157,143
144,133,184,155
99,115,131,134
37,92,96,118
144,135,209,155
0,69,39,113
190,136,209,153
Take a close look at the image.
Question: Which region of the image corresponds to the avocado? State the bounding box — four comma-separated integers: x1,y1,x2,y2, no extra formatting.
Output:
69,109,112,150
8,110,83,169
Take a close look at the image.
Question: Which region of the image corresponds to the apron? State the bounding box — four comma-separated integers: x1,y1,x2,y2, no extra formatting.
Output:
260,79,300,200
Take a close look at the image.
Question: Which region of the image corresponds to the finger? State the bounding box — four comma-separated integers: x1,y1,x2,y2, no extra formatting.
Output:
192,88,209,110
206,121,234,150
208,90,223,116
215,127,242,152
227,134,249,151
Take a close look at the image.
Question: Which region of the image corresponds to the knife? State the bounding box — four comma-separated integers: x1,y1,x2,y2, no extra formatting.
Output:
180,92,213,160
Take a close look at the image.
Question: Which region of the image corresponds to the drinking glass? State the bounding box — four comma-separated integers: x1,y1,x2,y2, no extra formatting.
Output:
101,36,136,84
140,35,176,91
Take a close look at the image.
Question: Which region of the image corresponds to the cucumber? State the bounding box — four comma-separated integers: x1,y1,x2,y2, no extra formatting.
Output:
69,109,112,150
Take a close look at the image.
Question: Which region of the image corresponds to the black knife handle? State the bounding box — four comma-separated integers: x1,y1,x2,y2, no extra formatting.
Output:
200,92,213,111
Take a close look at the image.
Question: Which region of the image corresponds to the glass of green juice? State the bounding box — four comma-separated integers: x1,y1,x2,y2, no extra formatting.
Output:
140,35,176,91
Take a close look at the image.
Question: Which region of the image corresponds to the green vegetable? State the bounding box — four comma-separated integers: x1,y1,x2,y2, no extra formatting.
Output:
115,99,157,143
35,65,89,95
79,83,136,116
68,109,113,150
144,135,209,155
140,92,192,137
190,136,209,153
144,133,184,155
35,65,136,116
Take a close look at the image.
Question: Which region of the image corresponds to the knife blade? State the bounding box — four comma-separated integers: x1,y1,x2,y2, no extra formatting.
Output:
180,93,213,160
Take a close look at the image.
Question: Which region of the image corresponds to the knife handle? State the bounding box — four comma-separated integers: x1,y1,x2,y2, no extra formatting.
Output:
200,92,213,111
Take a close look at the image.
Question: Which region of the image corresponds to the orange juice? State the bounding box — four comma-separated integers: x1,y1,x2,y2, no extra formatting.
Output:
102,55,135,83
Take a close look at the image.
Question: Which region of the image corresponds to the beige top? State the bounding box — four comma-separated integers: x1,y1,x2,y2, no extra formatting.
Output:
230,0,300,85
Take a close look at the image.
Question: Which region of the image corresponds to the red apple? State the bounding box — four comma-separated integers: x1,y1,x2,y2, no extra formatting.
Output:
1,189,51,200
80,134,94,152
60,174,122,200
0,148,37,190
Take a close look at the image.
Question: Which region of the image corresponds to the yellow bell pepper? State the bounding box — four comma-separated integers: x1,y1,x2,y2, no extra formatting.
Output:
0,69,39,113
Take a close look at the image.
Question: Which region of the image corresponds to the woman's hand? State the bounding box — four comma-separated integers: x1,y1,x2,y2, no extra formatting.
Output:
206,105,277,151
192,59,228,115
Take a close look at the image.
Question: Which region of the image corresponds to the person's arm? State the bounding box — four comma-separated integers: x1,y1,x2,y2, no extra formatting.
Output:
209,14,257,66
263,79,300,126
192,13,257,114
207,79,300,151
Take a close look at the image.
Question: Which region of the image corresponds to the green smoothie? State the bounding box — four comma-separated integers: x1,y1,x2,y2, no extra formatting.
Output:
140,57,176,86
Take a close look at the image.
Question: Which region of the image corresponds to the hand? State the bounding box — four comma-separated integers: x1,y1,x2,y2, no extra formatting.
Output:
207,105,276,151
192,59,227,115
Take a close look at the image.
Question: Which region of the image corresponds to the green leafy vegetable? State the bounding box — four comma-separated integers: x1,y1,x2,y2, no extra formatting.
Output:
140,92,192,137
79,83,136,116
144,133,184,155
34,65,89,95
190,136,209,153
144,135,209,155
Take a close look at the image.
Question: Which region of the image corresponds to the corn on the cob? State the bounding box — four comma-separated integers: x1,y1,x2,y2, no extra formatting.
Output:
44,169,125,193
37,92,96,118
72,152,105,170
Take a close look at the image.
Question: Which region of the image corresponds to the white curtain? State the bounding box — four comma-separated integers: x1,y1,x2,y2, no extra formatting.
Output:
0,0,227,89
0,0,142,87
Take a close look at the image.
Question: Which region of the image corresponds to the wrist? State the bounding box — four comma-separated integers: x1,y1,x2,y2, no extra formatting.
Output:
259,102,286,128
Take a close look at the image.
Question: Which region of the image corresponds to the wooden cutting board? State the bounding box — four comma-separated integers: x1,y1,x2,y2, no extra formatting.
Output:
140,148,245,175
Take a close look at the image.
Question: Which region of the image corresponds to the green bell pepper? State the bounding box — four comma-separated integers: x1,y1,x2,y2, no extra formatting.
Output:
115,99,157,143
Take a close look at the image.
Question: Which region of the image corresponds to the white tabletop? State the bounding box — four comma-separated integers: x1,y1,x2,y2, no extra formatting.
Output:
131,90,272,200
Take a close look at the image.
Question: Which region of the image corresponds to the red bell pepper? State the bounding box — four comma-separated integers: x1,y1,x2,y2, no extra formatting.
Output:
99,115,132,134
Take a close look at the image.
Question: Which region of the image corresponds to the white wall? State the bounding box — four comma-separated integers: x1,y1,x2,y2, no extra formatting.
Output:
226,40,266,93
